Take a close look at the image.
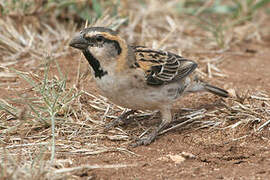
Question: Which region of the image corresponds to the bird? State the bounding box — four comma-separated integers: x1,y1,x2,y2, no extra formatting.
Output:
69,27,229,147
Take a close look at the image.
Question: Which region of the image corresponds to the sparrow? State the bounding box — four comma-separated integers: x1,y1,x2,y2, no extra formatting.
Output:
69,27,229,147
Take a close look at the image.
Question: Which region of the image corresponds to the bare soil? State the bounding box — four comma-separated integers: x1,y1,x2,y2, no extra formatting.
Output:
67,42,270,180
1,40,270,180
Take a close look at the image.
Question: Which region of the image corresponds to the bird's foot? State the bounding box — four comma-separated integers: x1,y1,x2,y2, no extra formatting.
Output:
104,110,136,131
130,129,158,147
129,120,170,147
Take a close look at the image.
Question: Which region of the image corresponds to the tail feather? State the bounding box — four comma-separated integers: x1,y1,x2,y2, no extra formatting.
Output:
185,76,229,98
204,84,229,98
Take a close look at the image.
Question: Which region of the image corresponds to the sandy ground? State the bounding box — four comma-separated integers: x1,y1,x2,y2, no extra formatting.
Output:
1,34,270,180
65,41,270,179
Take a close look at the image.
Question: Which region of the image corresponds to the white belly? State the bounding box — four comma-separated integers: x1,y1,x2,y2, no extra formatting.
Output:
94,72,185,110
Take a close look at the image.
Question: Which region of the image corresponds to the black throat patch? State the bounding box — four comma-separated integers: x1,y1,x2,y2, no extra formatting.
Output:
82,49,108,79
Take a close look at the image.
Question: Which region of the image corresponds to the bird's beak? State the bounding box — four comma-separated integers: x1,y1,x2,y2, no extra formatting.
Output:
69,34,88,50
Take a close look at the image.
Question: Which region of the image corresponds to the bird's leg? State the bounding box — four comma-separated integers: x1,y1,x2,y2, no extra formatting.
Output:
131,107,172,147
104,109,136,130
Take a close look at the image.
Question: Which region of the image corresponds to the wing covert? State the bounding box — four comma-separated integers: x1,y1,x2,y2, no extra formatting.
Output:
132,46,197,85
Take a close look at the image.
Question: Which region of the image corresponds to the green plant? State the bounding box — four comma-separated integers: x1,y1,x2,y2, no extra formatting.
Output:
193,16,228,48
229,0,270,20
0,0,123,24
176,0,269,49
0,58,81,162
176,0,270,20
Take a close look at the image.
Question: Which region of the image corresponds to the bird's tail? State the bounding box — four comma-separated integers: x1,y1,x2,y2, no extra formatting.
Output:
204,83,229,98
185,76,229,98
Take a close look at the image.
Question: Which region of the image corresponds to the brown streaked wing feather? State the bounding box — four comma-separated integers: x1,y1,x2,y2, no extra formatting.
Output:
132,46,198,85
133,46,167,71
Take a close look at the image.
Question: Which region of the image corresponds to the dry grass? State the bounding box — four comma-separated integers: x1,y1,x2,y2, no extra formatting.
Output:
1,0,270,178
0,18,76,63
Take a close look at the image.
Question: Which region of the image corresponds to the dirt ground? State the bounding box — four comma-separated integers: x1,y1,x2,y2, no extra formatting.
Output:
63,41,270,180
1,30,270,180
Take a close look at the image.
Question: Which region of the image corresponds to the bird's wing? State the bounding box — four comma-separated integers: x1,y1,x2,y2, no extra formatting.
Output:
132,46,198,85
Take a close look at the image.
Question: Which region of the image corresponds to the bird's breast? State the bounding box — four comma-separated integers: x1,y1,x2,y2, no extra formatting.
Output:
93,70,186,110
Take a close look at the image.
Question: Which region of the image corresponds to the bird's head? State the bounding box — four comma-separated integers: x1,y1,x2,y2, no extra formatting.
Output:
69,27,124,60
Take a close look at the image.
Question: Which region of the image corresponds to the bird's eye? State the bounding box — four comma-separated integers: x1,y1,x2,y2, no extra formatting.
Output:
96,36,103,42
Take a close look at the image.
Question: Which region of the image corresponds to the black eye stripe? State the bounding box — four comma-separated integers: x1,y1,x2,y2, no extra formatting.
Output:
83,35,122,55
84,35,104,42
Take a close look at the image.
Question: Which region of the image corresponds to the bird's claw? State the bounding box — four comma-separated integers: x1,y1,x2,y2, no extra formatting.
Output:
130,131,158,147
104,110,136,131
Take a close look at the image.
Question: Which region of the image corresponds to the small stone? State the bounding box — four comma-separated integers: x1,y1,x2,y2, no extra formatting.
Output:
168,154,186,164
181,152,196,159
158,156,170,162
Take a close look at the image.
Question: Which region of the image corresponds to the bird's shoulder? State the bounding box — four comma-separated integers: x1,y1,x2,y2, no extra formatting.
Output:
130,46,198,85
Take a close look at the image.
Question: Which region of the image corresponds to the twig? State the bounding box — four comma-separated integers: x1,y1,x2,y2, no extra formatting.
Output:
1,142,49,149
55,164,138,174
